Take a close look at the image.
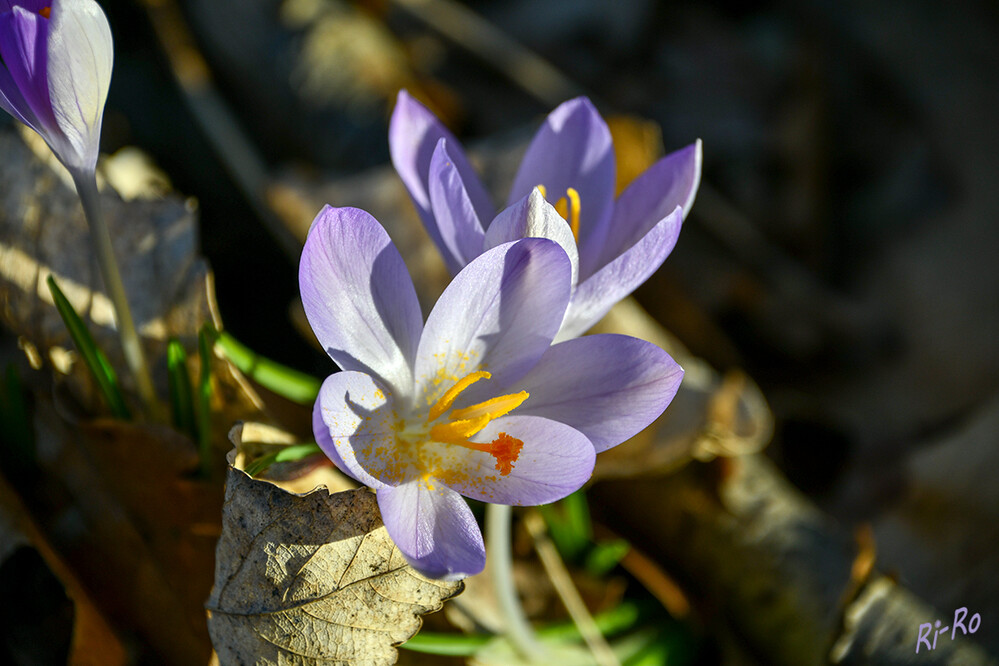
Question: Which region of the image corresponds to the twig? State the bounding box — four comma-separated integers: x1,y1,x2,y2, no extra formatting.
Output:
390,0,586,107
135,0,302,262
590,454,998,665
523,510,620,666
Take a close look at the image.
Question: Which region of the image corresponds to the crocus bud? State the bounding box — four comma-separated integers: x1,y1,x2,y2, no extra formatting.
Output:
0,0,113,173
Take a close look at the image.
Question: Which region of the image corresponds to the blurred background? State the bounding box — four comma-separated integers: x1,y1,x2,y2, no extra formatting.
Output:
2,0,998,662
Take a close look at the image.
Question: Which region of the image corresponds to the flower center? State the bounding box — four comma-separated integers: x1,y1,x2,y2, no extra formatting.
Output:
423,370,526,476
536,185,581,242
39,6,51,18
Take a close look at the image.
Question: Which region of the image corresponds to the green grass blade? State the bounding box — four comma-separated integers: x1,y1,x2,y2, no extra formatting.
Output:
540,488,592,562
0,363,36,475
402,600,648,656
585,539,631,577
215,331,321,405
197,324,215,476
399,633,491,656
46,275,131,419
167,338,197,440
244,442,322,478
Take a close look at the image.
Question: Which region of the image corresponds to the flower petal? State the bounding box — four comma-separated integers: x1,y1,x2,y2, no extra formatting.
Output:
428,138,486,273
0,58,44,130
0,7,56,129
413,238,571,407
377,480,485,580
507,97,615,276
314,371,399,490
312,390,354,482
46,0,113,171
558,205,683,340
514,334,683,452
484,188,579,291
300,206,423,398
0,1,50,13
389,90,493,237
432,415,595,505
595,140,701,273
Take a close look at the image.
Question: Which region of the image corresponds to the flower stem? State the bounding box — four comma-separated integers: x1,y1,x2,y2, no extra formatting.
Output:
486,503,546,661
70,168,159,416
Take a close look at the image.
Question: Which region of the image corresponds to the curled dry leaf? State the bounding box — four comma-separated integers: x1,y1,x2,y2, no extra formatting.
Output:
207,441,463,665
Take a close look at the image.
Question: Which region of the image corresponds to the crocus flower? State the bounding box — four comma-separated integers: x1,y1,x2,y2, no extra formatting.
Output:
0,0,113,173
390,91,701,340
301,204,683,579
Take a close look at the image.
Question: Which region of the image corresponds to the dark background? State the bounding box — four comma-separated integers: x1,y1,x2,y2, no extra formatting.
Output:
79,0,999,655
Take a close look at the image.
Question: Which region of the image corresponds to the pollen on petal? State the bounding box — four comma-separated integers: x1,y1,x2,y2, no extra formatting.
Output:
489,432,523,476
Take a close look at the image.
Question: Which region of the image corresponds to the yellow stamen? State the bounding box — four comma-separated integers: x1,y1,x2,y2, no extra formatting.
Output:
39,7,51,18
423,372,530,476
450,390,528,421
565,187,581,241
428,370,490,421
429,416,492,444
536,184,547,199
550,188,582,242
554,196,568,219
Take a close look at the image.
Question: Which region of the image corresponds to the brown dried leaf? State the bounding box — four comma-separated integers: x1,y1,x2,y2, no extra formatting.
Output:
0,472,127,666
207,438,462,665
24,393,214,663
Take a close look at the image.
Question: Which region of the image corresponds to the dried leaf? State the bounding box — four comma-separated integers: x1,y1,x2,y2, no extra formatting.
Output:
0,471,127,666
0,125,207,410
207,440,462,665
25,393,215,663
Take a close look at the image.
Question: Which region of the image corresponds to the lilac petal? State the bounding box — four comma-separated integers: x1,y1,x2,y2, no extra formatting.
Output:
433,415,595,505
46,0,113,171
595,140,702,273
0,59,44,130
377,481,485,580
312,391,356,483
389,90,493,235
507,97,615,274
300,206,423,398
514,334,684,452
413,238,571,407
0,1,50,13
0,7,56,129
315,371,400,490
558,206,683,340
428,138,486,273
484,188,579,291
0,0,51,130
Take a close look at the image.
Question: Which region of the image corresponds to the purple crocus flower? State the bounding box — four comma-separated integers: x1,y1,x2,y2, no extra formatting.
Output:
0,0,113,173
390,91,701,340
301,204,683,579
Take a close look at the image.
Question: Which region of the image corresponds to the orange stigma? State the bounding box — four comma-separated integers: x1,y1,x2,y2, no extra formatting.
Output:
487,432,523,475
39,6,51,18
